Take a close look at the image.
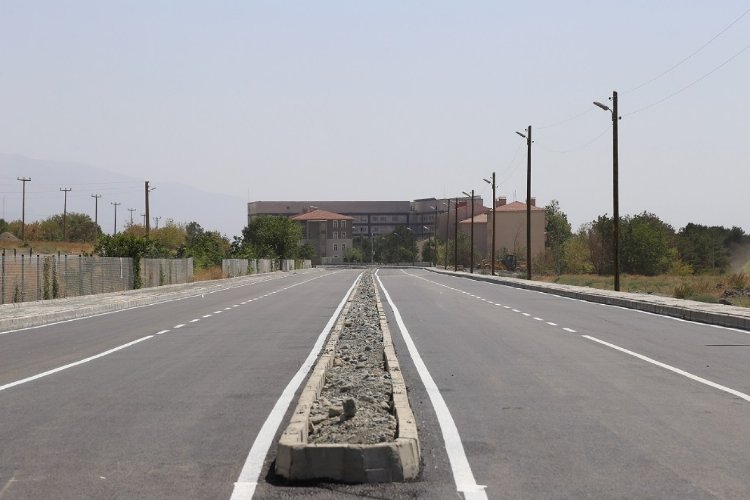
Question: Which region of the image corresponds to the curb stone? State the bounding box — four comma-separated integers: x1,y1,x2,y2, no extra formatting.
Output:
427,268,750,332
275,273,421,482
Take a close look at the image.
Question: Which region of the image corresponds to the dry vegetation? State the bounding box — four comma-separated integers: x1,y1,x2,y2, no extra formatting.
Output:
539,272,750,308
0,240,94,255
193,265,225,282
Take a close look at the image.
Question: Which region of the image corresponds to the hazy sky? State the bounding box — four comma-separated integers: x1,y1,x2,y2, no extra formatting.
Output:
1,1,748,232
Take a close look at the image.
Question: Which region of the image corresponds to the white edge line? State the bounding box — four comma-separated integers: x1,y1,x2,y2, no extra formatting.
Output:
376,270,488,500
0,336,153,392
230,272,362,500
582,335,750,402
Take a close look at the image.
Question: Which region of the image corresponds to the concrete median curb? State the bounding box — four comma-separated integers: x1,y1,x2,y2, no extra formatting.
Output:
275,275,420,483
427,268,750,332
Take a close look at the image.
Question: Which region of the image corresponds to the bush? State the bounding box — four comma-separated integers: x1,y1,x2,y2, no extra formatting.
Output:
674,283,694,299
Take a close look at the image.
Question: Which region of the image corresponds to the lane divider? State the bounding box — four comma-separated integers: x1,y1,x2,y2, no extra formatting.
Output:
377,270,488,500
0,336,154,393
0,272,344,394
403,270,749,404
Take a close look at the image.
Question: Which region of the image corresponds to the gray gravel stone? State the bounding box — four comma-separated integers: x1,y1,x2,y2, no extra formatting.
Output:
308,271,397,445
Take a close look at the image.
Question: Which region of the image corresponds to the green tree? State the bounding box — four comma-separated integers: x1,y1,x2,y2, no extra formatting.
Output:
0,218,8,234
95,233,168,288
620,212,675,275
676,223,732,273
545,200,572,275
583,215,614,275
240,216,302,259
178,222,229,269
35,212,98,242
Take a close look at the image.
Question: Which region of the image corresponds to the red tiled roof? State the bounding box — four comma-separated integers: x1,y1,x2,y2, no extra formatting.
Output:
290,209,353,221
494,201,545,212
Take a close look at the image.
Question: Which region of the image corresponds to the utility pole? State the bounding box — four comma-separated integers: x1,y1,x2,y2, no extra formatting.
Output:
484,172,497,276
454,197,458,272
91,194,102,235
153,216,161,229
17,177,30,241
128,208,136,225
444,200,451,270
145,181,155,237
462,190,475,273
111,202,121,234
516,126,533,280
594,91,621,291
60,188,72,241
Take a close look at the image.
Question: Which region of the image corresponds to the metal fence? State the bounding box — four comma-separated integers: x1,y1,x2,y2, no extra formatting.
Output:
0,254,134,304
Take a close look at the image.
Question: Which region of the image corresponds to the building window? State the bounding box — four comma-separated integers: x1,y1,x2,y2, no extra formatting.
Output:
342,231,346,239
341,221,346,229
333,231,338,240
333,220,339,228
334,244,338,251
342,244,346,252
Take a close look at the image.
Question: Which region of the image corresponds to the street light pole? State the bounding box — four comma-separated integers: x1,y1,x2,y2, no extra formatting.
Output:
462,190,475,273
454,197,458,272
594,91,620,291
444,200,451,270
17,177,30,241
60,188,72,241
91,194,102,236
516,126,532,280
483,172,497,276
111,202,121,234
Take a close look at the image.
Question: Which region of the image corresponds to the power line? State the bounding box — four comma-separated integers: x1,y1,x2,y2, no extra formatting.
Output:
535,126,611,154
537,108,594,130
624,6,750,93
626,40,750,117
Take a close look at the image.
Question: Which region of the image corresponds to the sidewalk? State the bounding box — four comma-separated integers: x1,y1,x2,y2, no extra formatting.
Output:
427,268,750,332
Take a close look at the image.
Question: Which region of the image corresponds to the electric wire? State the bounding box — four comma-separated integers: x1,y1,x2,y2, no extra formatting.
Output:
624,6,750,93
536,126,611,154
625,40,750,117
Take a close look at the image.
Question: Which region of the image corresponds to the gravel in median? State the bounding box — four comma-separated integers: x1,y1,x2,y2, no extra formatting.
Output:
308,271,397,445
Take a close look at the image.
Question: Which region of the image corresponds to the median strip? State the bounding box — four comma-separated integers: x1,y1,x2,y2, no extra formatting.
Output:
275,270,420,483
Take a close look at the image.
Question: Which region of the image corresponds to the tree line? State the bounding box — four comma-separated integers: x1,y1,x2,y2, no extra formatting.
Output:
542,201,747,276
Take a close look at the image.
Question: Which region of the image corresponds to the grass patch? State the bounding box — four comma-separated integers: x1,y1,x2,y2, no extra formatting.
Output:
539,273,749,308
193,265,224,282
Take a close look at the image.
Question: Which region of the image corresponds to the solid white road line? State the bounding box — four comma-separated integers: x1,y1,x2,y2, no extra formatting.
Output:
0,336,153,393
582,335,750,402
230,273,362,500
376,271,488,500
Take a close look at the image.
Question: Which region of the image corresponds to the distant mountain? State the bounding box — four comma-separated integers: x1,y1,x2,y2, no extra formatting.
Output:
0,153,247,238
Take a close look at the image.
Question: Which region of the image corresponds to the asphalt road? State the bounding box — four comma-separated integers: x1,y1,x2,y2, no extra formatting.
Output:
1,267,749,499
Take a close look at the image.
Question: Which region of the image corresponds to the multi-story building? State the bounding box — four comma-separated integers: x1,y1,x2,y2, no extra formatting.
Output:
458,197,545,261
290,209,353,265
249,197,482,239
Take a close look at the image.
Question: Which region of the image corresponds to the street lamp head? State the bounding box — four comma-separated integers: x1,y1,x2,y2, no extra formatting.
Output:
515,131,526,139
593,101,611,112
462,191,471,197
483,178,491,185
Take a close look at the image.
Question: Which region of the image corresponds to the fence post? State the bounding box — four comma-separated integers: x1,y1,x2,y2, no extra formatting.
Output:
37,254,41,300
79,255,84,296
1,250,5,304
20,254,25,303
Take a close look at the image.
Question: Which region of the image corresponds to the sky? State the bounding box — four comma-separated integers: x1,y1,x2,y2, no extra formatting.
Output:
1,1,748,234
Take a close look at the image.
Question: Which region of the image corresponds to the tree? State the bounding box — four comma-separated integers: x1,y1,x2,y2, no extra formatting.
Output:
545,200,572,275
26,212,98,242
177,222,229,269
677,223,732,273
620,212,675,275
94,233,168,288
239,216,302,259
583,215,614,275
